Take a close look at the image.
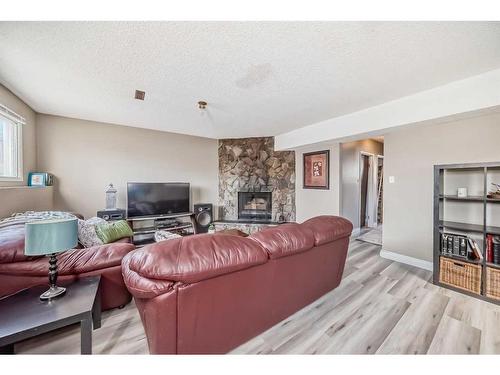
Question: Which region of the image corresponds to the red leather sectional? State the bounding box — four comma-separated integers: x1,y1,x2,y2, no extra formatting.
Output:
122,215,353,354
0,223,135,310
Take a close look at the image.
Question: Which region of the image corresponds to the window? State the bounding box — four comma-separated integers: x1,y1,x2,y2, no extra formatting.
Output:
0,105,24,180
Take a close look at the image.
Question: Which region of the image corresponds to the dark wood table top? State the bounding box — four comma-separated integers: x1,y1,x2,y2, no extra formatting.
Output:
0,276,100,344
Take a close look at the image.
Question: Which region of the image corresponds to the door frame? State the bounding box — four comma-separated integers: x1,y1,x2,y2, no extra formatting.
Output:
358,151,377,228
375,155,384,225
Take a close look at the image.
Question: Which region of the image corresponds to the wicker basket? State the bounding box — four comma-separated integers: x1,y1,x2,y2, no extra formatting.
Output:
439,257,481,295
486,266,500,300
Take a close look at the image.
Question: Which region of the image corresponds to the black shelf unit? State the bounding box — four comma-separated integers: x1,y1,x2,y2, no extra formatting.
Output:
433,161,500,305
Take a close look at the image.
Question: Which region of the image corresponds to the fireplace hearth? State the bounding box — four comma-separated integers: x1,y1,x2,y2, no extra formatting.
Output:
238,191,272,221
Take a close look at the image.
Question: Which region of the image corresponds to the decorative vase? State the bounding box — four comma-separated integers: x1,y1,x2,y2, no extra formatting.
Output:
105,183,117,210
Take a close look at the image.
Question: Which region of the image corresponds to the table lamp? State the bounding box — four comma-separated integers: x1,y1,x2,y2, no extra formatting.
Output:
25,218,78,300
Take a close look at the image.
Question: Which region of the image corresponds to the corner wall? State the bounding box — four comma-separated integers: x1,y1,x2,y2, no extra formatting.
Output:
383,111,500,263
36,114,218,219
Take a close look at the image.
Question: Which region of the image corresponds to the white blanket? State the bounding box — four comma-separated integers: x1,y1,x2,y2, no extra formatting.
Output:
0,211,76,229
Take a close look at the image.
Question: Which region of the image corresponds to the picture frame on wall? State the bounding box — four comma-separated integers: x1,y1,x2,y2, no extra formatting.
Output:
303,150,330,189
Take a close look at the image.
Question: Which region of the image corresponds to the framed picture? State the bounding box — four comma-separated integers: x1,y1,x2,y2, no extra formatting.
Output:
303,150,330,189
28,172,52,187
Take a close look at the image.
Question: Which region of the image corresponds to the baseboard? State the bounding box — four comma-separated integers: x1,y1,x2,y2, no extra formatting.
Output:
379,249,433,271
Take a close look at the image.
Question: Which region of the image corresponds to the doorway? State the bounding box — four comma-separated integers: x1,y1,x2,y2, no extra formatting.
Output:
359,152,374,228
339,137,384,243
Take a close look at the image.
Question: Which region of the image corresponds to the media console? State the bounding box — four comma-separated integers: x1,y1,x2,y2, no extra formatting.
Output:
128,212,196,247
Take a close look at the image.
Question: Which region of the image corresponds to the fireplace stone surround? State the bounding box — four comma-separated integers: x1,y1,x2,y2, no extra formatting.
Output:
218,137,295,223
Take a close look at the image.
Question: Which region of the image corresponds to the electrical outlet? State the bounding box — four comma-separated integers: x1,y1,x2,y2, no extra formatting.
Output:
389,176,395,184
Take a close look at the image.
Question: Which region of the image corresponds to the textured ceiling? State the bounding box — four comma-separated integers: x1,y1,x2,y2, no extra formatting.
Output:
1,22,500,139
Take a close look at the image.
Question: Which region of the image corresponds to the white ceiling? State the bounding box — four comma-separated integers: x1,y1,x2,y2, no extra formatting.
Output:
1,21,500,140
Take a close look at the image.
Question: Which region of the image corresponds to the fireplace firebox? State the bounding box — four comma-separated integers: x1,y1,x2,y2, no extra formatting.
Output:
238,191,272,221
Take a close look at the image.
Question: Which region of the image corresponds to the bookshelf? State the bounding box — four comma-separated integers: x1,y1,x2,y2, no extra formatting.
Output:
433,162,500,304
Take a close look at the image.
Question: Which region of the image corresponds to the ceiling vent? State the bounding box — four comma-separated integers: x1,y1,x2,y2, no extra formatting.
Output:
134,90,145,100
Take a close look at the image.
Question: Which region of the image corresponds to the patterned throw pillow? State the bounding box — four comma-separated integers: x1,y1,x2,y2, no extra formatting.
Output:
78,217,106,248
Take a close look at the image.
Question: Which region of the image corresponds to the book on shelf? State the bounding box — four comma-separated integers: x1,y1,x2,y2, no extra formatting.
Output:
459,237,468,257
453,236,460,256
487,234,494,263
440,233,451,255
468,238,483,261
440,233,469,259
494,237,500,265
447,236,453,255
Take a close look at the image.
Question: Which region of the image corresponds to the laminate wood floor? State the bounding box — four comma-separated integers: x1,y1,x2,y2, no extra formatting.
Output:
14,240,500,354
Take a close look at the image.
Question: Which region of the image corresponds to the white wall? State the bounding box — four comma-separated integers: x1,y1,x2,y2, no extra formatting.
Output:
36,114,218,219
383,111,500,263
340,139,384,230
275,68,500,150
294,143,340,223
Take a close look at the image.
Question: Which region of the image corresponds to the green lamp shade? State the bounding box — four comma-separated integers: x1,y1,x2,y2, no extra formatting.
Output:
25,218,78,256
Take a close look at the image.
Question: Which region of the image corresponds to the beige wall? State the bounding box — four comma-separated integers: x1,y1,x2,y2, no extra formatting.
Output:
340,139,384,229
36,114,218,219
0,84,37,186
0,186,53,219
294,143,341,223
383,111,500,263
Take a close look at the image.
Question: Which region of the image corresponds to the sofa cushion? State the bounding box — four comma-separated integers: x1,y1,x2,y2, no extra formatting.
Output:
126,234,268,284
301,215,353,246
250,223,315,259
0,224,33,264
0,242,135,276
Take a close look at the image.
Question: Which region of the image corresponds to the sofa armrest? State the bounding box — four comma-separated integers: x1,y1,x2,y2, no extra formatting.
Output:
301,215,353,246
122,252,174,299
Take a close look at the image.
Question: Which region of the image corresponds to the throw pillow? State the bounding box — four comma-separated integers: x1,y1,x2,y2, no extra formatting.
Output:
95,220,133,244
78,217,106,248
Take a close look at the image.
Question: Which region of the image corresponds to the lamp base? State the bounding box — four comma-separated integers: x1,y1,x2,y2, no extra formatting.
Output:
40,285,66,300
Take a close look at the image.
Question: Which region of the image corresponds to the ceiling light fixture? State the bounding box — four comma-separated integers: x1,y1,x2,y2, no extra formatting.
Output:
135,90,145,100
198,101,207,109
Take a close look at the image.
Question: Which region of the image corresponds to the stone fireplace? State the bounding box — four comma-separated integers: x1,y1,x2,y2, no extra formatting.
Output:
218,137,295,222
238,191,272,221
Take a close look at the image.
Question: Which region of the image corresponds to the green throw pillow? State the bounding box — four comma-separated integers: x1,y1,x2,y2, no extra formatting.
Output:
95,220,133,244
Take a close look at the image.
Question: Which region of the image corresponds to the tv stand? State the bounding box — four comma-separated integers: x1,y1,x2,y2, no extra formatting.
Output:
128,212,196,247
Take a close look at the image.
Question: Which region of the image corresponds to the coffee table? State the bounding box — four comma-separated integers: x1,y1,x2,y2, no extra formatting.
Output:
0,276,101,355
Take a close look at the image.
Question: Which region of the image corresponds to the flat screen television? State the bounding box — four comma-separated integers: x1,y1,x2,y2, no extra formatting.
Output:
127,182,190,218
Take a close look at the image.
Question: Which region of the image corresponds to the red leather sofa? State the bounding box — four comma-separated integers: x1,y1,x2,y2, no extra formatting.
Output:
0,221,135,311
122,215,353,354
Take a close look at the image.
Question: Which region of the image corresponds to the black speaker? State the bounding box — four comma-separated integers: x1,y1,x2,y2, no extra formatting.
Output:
193,203,213,233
